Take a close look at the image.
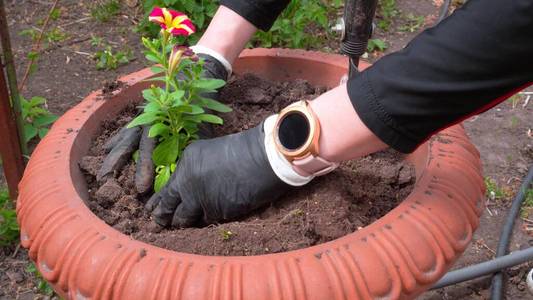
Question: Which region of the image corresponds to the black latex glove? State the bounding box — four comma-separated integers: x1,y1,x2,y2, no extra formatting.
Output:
97,54,228,194
145,122,291,228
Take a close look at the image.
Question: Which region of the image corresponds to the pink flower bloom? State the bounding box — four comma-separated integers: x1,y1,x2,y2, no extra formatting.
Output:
149,7,195,36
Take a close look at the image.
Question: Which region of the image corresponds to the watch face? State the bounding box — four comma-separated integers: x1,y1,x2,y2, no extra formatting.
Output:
278,112,310,151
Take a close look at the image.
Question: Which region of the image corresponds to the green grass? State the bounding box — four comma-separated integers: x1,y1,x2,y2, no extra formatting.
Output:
91,0,121,22
26,263,55,296
521,188,533,218
19,27,68,44
94,46,133,70
484,177,508,201
376,0,399,32
367,38,388,52
0,188,19,246
399,13,424,32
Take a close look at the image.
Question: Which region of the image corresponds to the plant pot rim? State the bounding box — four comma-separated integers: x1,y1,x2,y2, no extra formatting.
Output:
17,48,485,300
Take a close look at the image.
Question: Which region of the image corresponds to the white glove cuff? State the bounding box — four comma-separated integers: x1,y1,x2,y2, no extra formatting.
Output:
263,115,314,186
190,45,232,80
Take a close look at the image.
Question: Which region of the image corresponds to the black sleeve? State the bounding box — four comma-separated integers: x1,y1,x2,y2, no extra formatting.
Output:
347,0,533,153
220,0,290,31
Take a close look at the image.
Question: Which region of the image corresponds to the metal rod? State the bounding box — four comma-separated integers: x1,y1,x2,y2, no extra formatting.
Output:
0,51,24,199
0,0,27,154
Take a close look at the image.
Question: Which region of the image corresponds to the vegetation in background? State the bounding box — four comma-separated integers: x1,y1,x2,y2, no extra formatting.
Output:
399,13,424,32
251,0,335,49
520,188,533,218
20,96,58,143
91,0,121,22
19,27,68,45
93,46,134,70
37,8,61,25
26,263,55,296
485,177,509,201
376,0,398,32
90,35,104,47
139,0,339,49
0,188,19,246
367,38,388,52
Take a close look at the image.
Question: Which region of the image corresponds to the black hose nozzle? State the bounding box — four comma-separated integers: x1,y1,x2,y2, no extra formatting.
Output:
341,0,378,77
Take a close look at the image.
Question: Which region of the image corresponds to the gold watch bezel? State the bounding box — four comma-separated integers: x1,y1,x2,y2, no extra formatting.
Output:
273,100,320,161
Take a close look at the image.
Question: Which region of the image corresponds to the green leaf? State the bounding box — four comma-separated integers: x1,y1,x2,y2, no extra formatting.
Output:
143,101,161,113
37,128,49,139
152,136,179,166
154,165,171,192
127,112,159,128
185,104,204,114
150,66,165,74
33,114,57,127
148,76,167,83
169,90,185,106
29,96,46,106
196,114,223,125
148,123,169,138
199,98,232,113
142,89,158,102
192,79,226,91
145,53,160,64
23,124,37,143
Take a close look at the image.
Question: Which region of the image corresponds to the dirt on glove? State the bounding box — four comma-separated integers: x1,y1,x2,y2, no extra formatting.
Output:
81,73,415,256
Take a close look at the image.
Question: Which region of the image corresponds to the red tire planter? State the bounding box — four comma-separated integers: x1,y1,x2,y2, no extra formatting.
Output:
17,48,485,300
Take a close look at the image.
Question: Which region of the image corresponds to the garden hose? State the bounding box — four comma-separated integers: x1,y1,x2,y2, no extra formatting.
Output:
430,164,533,290
432,247,533,289
490,164,533,299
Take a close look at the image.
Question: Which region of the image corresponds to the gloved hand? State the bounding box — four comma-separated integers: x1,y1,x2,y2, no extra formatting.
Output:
145,116,313,227
97,53,229,194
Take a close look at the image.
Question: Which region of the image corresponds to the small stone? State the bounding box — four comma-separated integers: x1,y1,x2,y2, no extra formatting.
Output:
398,166,413,185
95,179,123,208
79,156,102,176
147,221,163,233
245,87,271,104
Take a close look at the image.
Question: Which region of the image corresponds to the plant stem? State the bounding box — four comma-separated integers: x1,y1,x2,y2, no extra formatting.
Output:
18,0,60,92
0,0,27,154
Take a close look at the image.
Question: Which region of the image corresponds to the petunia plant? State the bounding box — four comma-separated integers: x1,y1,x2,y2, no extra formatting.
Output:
128,7,231,192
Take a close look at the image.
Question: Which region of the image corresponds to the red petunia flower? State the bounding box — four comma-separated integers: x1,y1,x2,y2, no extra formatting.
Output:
149,7,195,36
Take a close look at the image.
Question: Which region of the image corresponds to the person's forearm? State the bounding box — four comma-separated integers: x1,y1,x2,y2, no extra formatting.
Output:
196,6,257,65
309,84,387,162
347,0,533,153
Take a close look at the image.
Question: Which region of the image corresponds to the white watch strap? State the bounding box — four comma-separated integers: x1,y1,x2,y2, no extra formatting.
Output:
292,155,339,177
190,45,232,80
264,115,314,186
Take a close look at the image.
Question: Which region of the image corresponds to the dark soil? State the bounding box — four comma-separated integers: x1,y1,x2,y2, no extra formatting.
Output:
80,74,416,256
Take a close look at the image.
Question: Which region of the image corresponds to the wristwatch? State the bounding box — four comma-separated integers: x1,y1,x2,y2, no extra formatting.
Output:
273,100,338,177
